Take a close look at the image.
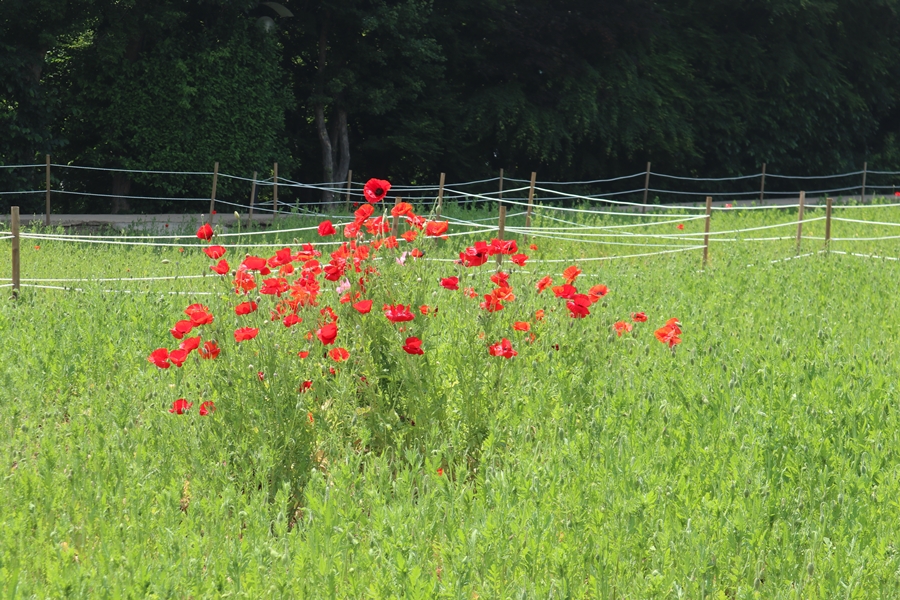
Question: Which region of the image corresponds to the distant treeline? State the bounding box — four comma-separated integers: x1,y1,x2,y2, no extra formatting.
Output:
2,0,899,212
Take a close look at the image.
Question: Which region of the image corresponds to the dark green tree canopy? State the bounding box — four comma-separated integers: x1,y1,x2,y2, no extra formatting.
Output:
2,0,899,211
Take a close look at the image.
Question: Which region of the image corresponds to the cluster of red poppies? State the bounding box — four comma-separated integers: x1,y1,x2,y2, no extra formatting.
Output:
151,177,682,414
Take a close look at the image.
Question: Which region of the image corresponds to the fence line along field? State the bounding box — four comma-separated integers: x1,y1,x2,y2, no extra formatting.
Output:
2,191,900,597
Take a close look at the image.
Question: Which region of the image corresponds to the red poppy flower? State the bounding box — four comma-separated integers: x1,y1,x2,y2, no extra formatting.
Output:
233,271,256,293
308,411,315,424
258,371,265,381
401,230,418,243
168,348,190,367
491,238,518,255
536,276,553,293
895,191,900,197
424,221,449,237
210,259,230,275
383,304,415,323
353,203,374,222
419,304,430,315
383,235,399,249
148,348,170,369
260,277,290,296
562,265,582,285
196,223,213,240
480,294,504,313
552,284,577,299
241,256,268,271
352,299,373,314
391,202,414,217
588,285,609,301
407,214,427,230
402,336,424,355
631,312,648,323
512,321,531,332
316,322,338,345
283,314,302,327
490,271,509,287
613,321,633,336
179,335,201,353
437,467,444,476
203,245,226,259
234,327,259,342
464,287,478,299
654,319,682,348
488,338,517,358
169,398,192,414
298,351,309,359
535,309,545,321
199,340,220,359
410,248,424,258
676,223,684,231
199,401,216,416
329,347,350,362
529,244,538,251
300,381,313,393
363,178,391,203
170,320,194,339
566,294,592,318
320,306,338,322
440,276,459,290
184,303,209,316
235,301,257,315
189,309,214,326
511,253,528,266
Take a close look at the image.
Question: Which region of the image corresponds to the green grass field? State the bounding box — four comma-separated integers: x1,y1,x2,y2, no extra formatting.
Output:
2,201,900,598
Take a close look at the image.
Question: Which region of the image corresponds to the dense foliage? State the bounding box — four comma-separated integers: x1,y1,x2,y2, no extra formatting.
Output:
4,203,900,595
2,0,900,210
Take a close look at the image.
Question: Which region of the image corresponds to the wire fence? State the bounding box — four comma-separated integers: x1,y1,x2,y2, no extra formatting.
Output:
2,160,900,217
4,184,900,298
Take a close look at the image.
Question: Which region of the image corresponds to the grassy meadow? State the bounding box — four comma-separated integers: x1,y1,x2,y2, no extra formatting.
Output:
2,200,900,597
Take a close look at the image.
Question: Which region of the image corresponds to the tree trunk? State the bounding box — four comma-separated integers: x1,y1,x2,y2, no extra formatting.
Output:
334,108,350,200
314,18,334,204
315,104,334,205
111,172,132,214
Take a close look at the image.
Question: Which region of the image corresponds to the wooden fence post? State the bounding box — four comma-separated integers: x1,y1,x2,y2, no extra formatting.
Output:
391,197,400,238
524,172,537,230
345,169,352,213
702,196,712,267
759,162,766,204
642,162,651,213
208,161,219,218
498,168,504,205
273,162,279,220
795,190,805,254
11,206,20,298
436,172,445,218
825,197,832,248
861,162,867,202
249,171,257,224
496,205,507,267
44,155,51,227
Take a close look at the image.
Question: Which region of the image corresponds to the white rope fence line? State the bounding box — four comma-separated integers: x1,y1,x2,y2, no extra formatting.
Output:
527,214,708,231
769,251,821,264
829,250,900,261
20,274,210,283
534,186,808,211
16,283,216,295
15,222,355,240
421,245,706,264
831,217,900,227
504,229,694,248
